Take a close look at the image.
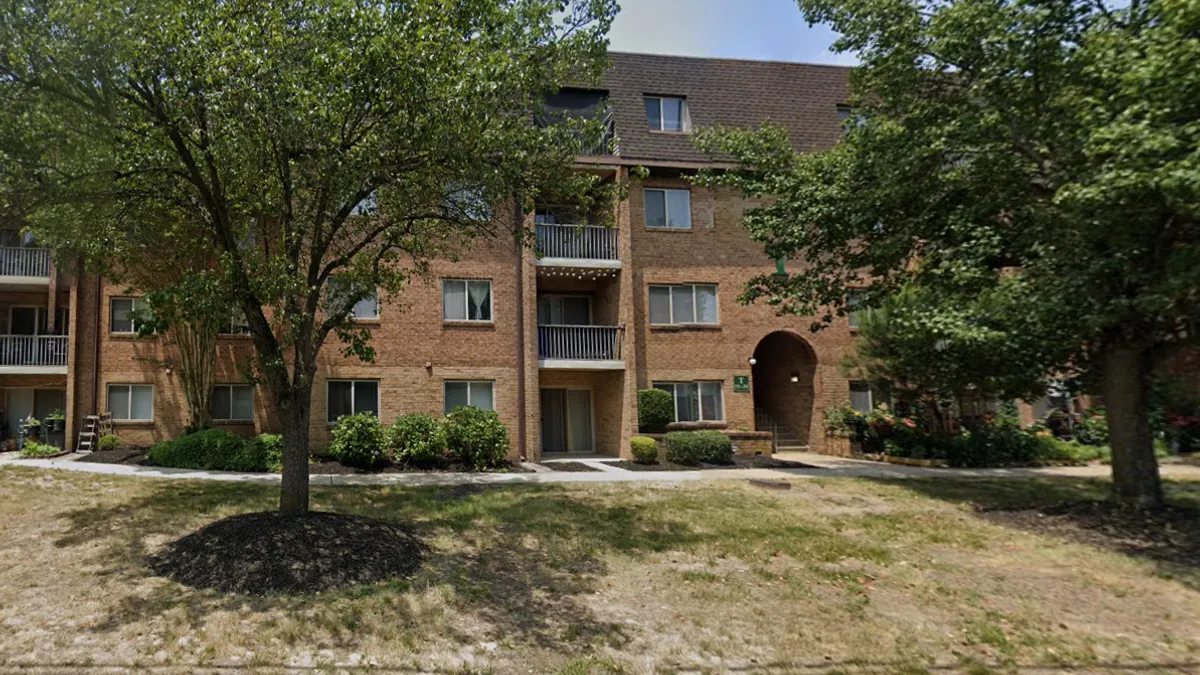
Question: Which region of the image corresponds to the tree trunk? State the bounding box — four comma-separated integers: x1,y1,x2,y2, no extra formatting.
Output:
174,321,216,430
278,394,313,516
1102,344,1164,508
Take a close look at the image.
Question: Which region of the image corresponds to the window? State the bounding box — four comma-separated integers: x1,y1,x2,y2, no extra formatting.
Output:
211,384,254,421
218,308,250,335
326,380,379,423
644,188,691,229
352,294,379,320
644,96,689,132
444,380,495,413
108,384,153,421
653,382,724,422
443,279,492,322
648,284,718,325
850,381,892,413
110,297,148,334
847,292,864,329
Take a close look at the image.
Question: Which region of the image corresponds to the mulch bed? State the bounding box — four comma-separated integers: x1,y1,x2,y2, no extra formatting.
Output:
308,459,534,475
613,455,819,472
977,501,1200,568
75,448,153,465
539,461,603,472
148,511,426,595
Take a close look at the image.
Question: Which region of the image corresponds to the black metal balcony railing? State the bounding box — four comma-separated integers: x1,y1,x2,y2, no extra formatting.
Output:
0,247,51,277
535,223,619,261
538,324,623,361
0,335,68,366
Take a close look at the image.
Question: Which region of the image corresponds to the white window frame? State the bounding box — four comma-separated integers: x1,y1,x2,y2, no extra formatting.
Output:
648,283,719,325
211,384,255,422
109,297,148,335
217,308,251,335
107,383,154,421
643,188,692,230
847,292,868,330
442,279,493,323
644,96,690,132
443,380,496,413
325,379,381,424
652,381,725,423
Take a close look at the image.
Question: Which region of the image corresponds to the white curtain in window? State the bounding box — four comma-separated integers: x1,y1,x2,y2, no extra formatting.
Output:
675,383,700,422
566,390,593,453
695,286,718,323
443,280,466,320
666,190,691,228
699,382,723,421
130,386,153,420
670,286,695,323
849,382,872,412
467,281,491,321
353,296,378,319
468,382,494,411
649,287,671,324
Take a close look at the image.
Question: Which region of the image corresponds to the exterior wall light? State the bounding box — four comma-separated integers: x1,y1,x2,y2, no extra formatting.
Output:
748,357,757,366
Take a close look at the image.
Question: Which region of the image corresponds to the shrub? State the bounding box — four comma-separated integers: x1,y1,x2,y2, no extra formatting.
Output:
148,428,268,472
1074,408,1110,446
637,388,674,433
250,433,284,472
97,434,121,452
664,430,733,466
444,406,509,470
630,436,659,464
329,412,387,469
19,441,60,458
388,413,447,468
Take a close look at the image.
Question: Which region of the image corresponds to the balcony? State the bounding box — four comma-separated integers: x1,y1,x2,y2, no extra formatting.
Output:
0,247,52,286
538,324,624,370
535,223,621,269
0,335,68,374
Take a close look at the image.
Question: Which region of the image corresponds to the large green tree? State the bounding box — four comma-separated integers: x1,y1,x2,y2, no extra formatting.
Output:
0,0,616,514
698,0,1200,506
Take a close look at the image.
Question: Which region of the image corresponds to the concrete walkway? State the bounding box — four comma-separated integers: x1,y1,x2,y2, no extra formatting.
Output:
4,450,1200,486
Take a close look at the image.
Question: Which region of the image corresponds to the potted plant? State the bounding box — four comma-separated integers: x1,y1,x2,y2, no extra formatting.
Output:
46,409,65,433
23,416,41,440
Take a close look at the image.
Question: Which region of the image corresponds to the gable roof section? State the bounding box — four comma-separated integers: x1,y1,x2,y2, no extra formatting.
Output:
600,52,852,164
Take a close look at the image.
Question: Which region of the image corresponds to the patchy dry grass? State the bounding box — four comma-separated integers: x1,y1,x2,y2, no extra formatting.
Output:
2,467,1200,673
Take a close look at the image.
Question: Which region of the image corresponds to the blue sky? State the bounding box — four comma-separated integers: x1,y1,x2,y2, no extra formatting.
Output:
607,0,854,66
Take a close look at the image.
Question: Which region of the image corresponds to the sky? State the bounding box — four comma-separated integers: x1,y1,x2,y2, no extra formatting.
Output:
606,0,854,66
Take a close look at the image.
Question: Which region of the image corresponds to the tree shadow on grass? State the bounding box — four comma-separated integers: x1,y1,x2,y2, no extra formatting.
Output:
872,477,1200,590
52,480,700,651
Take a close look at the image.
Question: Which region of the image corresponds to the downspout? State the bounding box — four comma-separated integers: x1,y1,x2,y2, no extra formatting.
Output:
514,203,527,461
91,273,101,416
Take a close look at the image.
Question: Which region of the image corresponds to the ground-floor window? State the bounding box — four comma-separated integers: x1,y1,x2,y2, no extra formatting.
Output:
653,381,724,422
849,381,892,413
108,384,154,421
327,380,379,423
444,380,494,413
211,384,254,422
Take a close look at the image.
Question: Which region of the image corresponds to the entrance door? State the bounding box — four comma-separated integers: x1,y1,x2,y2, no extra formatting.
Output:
540,388,594,453
537,295,591,326
7,388,33,446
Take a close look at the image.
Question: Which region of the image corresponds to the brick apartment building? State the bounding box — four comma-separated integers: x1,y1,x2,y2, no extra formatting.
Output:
1,52,869,460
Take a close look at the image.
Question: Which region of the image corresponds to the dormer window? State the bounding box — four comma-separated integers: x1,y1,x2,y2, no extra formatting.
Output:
644,96,689,132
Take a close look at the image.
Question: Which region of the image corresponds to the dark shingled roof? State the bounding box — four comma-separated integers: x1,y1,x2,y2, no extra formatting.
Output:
600,52,853,164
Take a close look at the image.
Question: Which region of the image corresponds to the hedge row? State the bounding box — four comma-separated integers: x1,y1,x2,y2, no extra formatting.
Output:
331,408,509,471
148,429,282,472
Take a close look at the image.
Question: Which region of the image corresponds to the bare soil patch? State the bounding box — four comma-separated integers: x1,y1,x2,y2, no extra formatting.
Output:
148,511,426,595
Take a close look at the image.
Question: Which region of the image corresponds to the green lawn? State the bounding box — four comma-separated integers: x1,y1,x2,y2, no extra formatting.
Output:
2,466,1200,673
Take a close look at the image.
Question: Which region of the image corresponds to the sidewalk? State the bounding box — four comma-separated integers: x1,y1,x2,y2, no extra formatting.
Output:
4,450,1200,486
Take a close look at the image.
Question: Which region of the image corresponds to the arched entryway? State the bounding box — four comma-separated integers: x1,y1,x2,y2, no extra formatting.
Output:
752,331,818,450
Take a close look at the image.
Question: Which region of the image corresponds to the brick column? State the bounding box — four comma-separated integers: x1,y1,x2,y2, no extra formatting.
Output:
614,166,638,458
